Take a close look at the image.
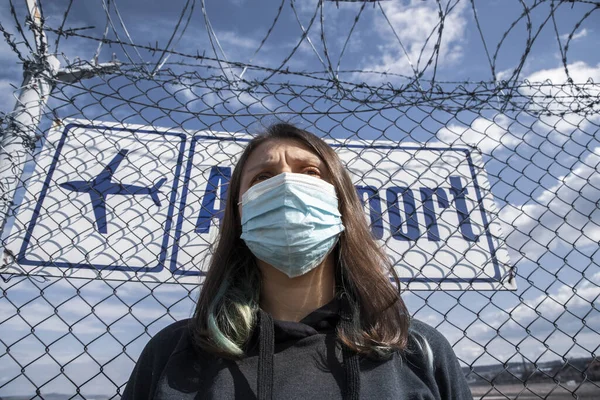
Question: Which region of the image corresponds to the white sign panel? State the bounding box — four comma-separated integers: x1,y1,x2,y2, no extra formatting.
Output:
1,120,514,290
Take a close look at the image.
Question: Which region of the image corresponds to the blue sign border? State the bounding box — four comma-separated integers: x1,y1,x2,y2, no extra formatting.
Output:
170,135,502,284
17,123,186,274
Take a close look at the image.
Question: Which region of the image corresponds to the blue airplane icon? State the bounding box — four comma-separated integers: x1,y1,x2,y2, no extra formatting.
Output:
59,149,167,234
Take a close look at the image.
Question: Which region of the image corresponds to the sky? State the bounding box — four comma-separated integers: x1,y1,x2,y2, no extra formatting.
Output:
0,0,599,397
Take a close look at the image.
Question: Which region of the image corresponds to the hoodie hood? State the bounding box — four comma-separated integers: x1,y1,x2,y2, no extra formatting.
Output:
253,296,360,400
245,297,341,353
273,298,341,342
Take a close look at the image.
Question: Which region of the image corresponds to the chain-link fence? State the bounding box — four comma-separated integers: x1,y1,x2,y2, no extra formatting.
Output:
0,0,599,399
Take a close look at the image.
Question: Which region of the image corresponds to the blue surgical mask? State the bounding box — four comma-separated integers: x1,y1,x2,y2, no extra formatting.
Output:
240,172,345,278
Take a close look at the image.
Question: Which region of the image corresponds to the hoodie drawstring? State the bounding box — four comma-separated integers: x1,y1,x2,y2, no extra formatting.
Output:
258,310,274,400
339,294,361,400
256,303,361,399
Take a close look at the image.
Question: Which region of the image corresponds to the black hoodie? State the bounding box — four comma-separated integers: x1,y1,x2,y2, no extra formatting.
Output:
121,299,473,399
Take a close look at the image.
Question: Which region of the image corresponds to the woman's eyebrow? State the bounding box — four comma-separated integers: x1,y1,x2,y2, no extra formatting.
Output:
246,161,277,175
246,156,322,174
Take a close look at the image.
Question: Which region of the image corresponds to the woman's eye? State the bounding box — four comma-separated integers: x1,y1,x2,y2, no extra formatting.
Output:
304,168,321,177
252,173,271,184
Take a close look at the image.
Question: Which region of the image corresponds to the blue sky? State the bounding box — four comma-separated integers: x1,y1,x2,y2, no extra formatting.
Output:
0,0,599,397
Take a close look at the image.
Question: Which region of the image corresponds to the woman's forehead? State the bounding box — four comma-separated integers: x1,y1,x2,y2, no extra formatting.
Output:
245,139,323,170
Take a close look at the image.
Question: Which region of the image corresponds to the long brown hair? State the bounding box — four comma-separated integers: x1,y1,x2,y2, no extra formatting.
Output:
190,122,410,358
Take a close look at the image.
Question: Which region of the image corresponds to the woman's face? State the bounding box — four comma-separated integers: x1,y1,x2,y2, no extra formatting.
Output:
238,139,331,208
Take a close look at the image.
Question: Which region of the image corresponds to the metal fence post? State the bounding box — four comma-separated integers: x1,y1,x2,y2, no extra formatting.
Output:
0,0,119,240
0,0,59,239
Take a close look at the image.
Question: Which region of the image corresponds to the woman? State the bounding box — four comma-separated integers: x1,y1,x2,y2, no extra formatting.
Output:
122,123,473,399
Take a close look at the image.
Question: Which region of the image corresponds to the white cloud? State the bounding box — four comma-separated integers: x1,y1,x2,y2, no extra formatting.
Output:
363,0,468,78
510,273,600,326
495,68,513,82
455,62,600,162
522,61,600,112
478,273,599,361
436,62,600,264
437,114,521,154
528,60,600,83
216,30,262,52
421,270,600,365
0,301,108,335
560,28,589,42
0,282,194,396
0,282,194,338
493,62,600,262
174,80,278,113
500,148,600,260
523,61,600,146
